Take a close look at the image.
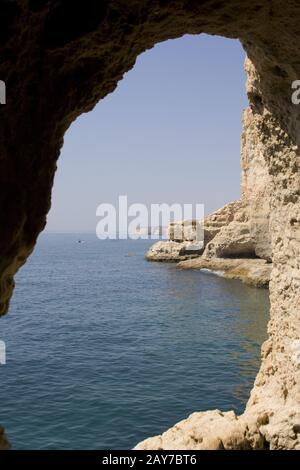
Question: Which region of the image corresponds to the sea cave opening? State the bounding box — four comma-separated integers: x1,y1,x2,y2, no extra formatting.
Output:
0,34,270,450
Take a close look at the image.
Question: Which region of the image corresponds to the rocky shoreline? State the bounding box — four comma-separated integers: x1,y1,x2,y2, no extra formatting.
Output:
145,200,272,288
178,257,271,288
145,83,275,291
145,240,203,263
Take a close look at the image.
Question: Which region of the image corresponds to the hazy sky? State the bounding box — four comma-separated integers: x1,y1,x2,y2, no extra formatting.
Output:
46,34,247,233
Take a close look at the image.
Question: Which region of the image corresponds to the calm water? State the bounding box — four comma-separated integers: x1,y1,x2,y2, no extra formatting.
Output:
0,234,269,449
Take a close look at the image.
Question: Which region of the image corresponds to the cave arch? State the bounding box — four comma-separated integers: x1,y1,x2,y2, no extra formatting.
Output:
0,0,300,450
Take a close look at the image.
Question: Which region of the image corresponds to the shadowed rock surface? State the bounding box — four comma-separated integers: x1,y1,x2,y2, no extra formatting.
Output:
1,0,300,450
0,427,10,450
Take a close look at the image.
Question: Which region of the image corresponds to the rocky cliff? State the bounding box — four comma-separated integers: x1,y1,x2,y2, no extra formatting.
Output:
146,90,273,288
1,0,300,451
146,201,245,260
137,58,300,450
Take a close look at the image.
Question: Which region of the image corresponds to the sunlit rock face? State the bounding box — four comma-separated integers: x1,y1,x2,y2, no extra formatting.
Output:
241,96,272,261
1,0,300,450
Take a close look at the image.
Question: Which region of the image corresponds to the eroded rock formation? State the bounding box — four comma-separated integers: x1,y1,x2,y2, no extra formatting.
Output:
146,201,244,262
146,240,204,262
1,0,300,450
146,74,273,269
178,257,272,288
134,410,258,450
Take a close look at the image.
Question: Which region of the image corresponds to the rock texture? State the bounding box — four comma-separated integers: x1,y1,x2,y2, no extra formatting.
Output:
146,201,244,262
203,219,255,259
203,201,244,244
241,104,272,261
146,240,204,262
134,410,256,450
1,0,300,451
178,258,272,288
147,196,272,286
168,220,201,242
147,93,274,264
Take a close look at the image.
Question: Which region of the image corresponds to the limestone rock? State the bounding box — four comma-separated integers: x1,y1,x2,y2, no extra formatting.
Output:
178,257,272,288
168,220,201,242
1,0,300,452
241,91,272,261
134,410,251,450
137,56,300,449
203,221,256,259
146,241,204,262
147,201,245,262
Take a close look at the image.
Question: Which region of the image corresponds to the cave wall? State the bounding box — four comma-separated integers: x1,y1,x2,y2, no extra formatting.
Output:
1,0,300,449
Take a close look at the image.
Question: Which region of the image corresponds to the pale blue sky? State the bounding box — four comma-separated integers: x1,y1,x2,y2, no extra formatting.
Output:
46,34,247,233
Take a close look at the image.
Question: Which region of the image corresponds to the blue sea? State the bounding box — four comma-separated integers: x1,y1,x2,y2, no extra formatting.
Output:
0,234,269,449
